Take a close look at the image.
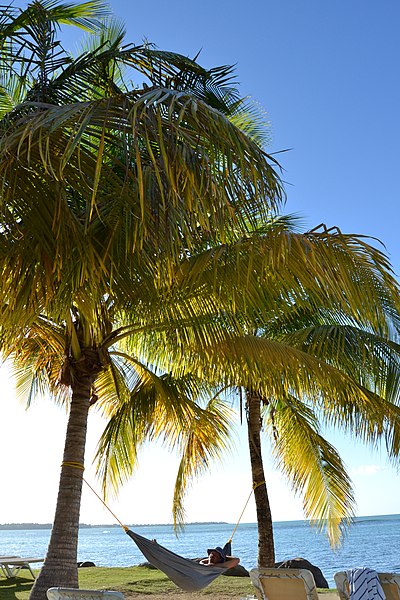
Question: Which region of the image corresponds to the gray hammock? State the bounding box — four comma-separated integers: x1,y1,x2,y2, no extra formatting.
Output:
126,529,231,591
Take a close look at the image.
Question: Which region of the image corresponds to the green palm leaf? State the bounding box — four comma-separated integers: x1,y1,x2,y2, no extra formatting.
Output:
265,395,355,547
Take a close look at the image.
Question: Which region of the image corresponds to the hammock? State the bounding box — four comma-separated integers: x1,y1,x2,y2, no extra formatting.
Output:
126,529,232,591
81,477,246,592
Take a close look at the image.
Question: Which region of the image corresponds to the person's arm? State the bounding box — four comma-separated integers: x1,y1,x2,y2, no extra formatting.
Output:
199,558,210,565
222,557,240,569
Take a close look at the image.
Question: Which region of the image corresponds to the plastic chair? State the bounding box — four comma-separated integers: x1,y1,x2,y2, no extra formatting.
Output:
250,567,319,600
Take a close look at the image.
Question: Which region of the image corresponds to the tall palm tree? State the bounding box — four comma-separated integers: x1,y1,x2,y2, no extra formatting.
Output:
112,222,400,567
201,226,400,567
0,2,285,598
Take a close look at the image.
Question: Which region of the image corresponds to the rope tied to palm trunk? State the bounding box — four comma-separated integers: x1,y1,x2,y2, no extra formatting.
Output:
61,461,85,470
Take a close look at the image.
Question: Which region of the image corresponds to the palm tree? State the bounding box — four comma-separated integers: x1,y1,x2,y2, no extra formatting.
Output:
113,222,400,567
245,316,400,566
0,2,285,598
201,225,400,567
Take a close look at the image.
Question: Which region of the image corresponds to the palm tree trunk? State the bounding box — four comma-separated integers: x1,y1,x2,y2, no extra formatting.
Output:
29,365,95,600
246,391,275,567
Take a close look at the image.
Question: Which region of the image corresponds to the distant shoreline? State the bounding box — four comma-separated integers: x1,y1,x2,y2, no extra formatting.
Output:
0,521,228,530
1,514,399,530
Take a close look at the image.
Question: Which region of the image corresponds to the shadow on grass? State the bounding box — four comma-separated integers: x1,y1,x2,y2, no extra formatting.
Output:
0,576,34,600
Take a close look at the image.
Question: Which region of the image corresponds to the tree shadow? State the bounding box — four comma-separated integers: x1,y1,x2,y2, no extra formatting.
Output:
0,576,34,600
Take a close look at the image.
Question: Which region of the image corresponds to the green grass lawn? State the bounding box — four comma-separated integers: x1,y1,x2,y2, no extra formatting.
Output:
0,566,255,600
0,566,335,600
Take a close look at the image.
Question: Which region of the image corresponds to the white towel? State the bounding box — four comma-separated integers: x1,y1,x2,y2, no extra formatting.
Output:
347,568,386,600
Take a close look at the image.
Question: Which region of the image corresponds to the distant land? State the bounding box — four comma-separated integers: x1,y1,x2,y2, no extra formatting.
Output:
2,515,397,531
0,522,227,530
0,523,118,530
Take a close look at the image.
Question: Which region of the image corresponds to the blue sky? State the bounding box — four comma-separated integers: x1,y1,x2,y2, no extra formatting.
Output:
103,0,399,271
0,0,399,529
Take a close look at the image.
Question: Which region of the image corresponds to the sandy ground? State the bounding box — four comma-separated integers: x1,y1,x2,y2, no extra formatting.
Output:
123,592,339,600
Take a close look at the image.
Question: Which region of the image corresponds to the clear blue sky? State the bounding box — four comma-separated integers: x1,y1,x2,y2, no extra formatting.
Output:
1,0,399,528
102,0,399,272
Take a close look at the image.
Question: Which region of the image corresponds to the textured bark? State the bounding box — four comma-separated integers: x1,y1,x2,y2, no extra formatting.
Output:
29,351,100,600
246,391,275,567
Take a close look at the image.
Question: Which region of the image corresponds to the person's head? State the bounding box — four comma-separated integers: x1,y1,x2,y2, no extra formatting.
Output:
206,546,226,564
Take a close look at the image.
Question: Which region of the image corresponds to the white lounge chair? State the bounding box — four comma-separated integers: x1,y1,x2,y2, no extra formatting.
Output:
47,589,125,600
250,567,319,600
334,571,400,600
0,556,19,578
0,556,44,579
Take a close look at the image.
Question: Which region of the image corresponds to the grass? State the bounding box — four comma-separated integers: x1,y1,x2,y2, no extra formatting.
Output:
0,566,336,600
0,566,255,600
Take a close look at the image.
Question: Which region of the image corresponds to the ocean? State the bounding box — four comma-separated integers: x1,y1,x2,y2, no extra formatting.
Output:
1,515,400,588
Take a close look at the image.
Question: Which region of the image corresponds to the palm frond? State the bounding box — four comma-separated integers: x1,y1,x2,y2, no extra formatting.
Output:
172,394,235,530
191,335,400,449
94,355,217,497
0,91,284,321
1,315,69,406
265,395,355,547
228,96,271,146
280,324,400,403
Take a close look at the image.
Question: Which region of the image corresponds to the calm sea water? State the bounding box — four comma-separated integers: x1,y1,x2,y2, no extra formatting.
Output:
1,515,400,588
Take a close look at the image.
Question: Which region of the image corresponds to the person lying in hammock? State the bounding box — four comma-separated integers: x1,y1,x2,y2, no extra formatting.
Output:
199,546,240,569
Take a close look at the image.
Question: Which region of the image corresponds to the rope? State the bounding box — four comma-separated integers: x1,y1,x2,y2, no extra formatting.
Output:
63,461,264,548
61,461,85,470
61,462,128,532
228,480,265,543
82,477,129,532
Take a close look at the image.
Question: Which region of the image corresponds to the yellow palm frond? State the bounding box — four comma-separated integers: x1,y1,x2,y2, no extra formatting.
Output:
191,335,400,453
171,395,235,530
265,395,355,547
94,354,231,500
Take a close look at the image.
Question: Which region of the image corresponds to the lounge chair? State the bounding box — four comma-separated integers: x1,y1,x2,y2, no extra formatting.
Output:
0,556,19,578
250,567,319,600
47,589,125,600
334,570,400,600
0,556,44,579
